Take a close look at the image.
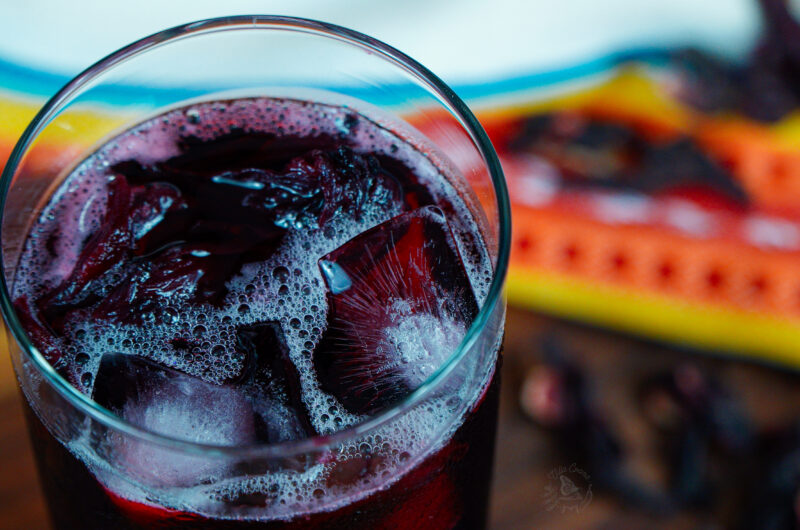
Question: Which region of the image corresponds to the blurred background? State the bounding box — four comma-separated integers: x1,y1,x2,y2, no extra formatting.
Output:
4,0,800,528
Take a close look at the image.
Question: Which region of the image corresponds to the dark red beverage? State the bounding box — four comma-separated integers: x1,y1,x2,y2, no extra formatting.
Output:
12,97,501,529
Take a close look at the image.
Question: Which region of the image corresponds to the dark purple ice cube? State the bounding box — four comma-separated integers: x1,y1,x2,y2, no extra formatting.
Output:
40,175,133,324
92,353,257,445
92,353,258,486
312,206,479,415
235,322,316,443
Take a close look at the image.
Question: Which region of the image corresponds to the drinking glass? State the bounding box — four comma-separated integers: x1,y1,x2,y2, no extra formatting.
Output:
0,16,510,529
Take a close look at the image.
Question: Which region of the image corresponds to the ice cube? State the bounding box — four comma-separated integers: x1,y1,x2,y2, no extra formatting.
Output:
41,175,133,325
313,206,479,415
235,322,316,443
93,353,256,487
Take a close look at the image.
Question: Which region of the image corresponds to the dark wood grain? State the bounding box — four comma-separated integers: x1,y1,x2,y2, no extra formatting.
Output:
0,390,49,530
3,306,800,529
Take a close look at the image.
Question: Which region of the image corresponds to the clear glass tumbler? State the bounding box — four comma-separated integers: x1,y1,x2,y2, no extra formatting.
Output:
0,16,509,530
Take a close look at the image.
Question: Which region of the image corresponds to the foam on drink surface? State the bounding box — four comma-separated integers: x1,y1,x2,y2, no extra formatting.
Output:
13,97,496,521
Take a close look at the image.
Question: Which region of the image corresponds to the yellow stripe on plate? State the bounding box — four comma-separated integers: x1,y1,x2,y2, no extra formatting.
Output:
476,67,695,129
0,93,128,149
507,268,800,368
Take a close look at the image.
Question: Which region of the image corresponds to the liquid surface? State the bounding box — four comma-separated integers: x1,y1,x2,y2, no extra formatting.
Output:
13,97,494,520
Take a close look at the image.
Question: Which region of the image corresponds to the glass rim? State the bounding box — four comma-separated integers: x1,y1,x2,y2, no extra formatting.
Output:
0,15,511,459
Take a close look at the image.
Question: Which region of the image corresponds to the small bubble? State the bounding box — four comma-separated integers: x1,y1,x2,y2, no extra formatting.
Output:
81,373,92,387
446,396,461,411
290,318,301,329
278,285,289,295
273,266,290,282
164,307,179,323
193,325,207,337
75,353,90,366
238,304,250,315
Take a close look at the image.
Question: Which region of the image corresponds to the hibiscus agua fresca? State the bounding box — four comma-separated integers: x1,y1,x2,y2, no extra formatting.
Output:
12,97,501,529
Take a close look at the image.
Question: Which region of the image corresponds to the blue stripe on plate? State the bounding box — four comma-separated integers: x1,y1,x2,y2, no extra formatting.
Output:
0,47,672,107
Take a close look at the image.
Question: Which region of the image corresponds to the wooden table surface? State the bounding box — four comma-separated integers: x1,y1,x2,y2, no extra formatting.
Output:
2,306,799,529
